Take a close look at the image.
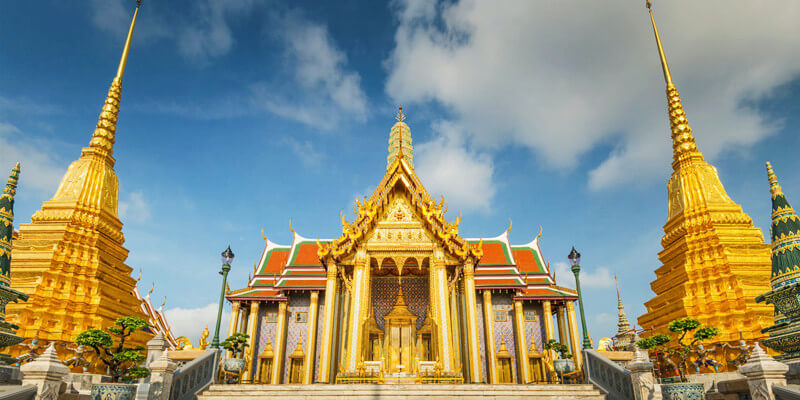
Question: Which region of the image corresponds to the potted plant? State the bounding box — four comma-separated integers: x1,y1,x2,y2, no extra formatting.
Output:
544,339,574,376
221,332,250,374
75,316,150,400
637,317,719,400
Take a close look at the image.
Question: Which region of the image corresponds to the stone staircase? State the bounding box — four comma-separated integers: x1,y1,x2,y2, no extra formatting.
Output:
198,383,607,400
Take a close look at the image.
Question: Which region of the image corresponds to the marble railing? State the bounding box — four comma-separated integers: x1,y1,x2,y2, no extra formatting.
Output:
169,349,220,400
774,385,800,400
584,349,635,400
0,385,36,400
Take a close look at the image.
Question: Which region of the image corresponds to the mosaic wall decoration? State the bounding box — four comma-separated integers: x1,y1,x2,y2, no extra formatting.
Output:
475,296,487,382
313,298,325,382
253,303,279,376
283,293,310,383
523,302,546,353
493,293,517,381
371,276,429,331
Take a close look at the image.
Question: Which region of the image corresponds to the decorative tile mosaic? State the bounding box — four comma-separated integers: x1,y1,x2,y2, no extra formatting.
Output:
283,293,310,383
523,302,546,353
371,276,429,331
253,304,278,375
492,293,517,381
475,295,487,383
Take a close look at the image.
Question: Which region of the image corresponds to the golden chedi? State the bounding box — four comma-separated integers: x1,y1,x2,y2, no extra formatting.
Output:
637,1,772,359
7,1,150,355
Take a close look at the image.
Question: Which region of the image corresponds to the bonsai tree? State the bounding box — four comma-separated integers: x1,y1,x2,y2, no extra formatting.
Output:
75,316,150,383
544,339,573,360
637,317,719,382
221,333,249,359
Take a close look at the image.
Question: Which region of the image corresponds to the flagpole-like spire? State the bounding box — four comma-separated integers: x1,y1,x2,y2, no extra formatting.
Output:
646,0,703,169
88,0,142,157
615,275,631,334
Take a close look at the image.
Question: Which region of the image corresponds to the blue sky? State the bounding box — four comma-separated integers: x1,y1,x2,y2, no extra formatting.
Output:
2,0,800,343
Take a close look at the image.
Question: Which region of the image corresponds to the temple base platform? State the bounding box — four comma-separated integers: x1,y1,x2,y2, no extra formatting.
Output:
198,383,606,400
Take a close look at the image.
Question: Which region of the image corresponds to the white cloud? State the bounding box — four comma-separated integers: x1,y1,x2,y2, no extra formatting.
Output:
415,121,496,212
553,261,615,289
385,0,800,190
164,303,231,345
252,12,368,129
119,191,151,223
0,122,64,194
282,138,324,169
177,0,255,63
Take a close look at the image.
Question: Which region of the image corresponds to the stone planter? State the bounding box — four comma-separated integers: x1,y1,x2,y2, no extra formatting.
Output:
223,358,246,374
661,382,705,400
91,383,137,400
553,358,576,375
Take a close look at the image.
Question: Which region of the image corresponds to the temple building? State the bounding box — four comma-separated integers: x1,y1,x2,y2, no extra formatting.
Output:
225,109,582,384
756,163,800,360
6,1,158,358
637,3,773,359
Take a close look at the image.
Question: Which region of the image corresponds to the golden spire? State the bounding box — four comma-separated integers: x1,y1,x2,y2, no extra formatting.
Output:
646,0,703,169
766,162,783,197
388,106,414,170
396,105,406,123
615,275,631,334
88,0,142,157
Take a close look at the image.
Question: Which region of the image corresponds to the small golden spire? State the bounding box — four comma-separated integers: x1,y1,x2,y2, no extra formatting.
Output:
646,0,702,169
4,162,20,197
766,162,783,197
647,0,672,85
396,105,405,123
88,0,142,156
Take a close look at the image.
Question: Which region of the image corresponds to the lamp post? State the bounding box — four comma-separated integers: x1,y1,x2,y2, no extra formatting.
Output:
568,247,592,350
211,245,235,349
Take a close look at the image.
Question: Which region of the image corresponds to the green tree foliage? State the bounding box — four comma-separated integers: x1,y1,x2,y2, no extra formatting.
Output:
544,339,572,359
636,317,719,382
75,316,150,382
221,333,250,359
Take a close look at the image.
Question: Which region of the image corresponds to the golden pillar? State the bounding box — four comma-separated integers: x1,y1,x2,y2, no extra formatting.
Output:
226,301,241,358
303,291,320,384
271,301,289,384
345,253,370,371
565,301,582,369
432,253,453,370
317,262,338,382
463,259,482,383
237,306,248,334
556,305,567,345
513,299,530,384
542,301,555,360
243,301,260,382
482,290,498,383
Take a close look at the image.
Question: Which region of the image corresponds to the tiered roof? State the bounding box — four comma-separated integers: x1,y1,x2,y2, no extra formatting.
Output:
227,109,576,303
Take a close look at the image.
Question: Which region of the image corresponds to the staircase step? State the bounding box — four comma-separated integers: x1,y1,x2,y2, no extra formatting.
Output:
197,383,606,400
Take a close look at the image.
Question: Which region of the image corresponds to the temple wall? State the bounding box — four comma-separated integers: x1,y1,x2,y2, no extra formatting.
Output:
253,303,278,376
475,295,488,383
283,292,310,383
371,276,429,330
492,293,518,381
523,302,546,352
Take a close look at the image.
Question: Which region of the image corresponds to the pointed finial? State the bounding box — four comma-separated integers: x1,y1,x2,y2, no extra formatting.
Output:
88,0,142,155
3,162,20,197
766,162,784,196
396,106,405,123
148,281,155,296
160,296,167,308
117,0,142,80
647,0,672,85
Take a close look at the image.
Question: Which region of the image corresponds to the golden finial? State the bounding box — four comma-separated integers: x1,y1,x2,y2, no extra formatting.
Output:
767,162,784,196
88,0,142,155
536,224,543,240
646,0,672,85
160,296,167,308
261,228,268,242
506,218,513,233
288,218,294,233
646,0,701,168
147,282,155,296
4,162,20,196
135,268,142,283
396,105,405,123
